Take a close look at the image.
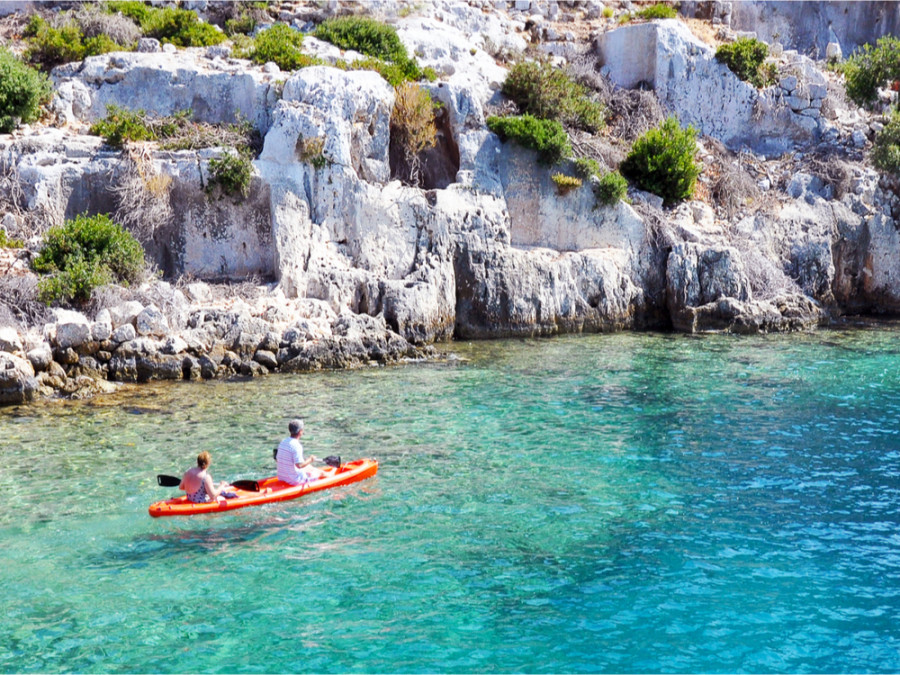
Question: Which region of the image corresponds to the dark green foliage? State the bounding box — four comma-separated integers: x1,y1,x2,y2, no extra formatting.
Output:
0,229,24,248
573,157,602,179
208,151,252,198
32,213,145,304
487,114,571,165
715,37,777,88
872,110,900,174
841,37,900,108
0,48,52,133
593,170,629,206
250,24,321,71
89,105,155,147
501,59,605,133
315,16,427,82
104,1,225,47
620,116,700,205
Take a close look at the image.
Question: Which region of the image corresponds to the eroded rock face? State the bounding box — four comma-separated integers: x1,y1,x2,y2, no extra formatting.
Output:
594,20,824,156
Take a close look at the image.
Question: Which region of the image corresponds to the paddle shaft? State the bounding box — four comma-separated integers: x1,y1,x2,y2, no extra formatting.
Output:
156,474,260,491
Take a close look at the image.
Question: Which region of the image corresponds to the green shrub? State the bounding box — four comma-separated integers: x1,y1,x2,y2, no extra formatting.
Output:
208,150,253,198
487,114,571,165
32,213,145,304
104,2,224,47
298,136,327,169
552,172,582,194
89,105,155,147
620,116,700,205
24,14,130,69
315,16,427,82
0,229,24,248
0,48,52,133
636,3,678,19
593,170,629,206
715,37,777,88
250,23,320,71
841,37,900,108
872,110,900,174
501,59,605,133
573,157,602,179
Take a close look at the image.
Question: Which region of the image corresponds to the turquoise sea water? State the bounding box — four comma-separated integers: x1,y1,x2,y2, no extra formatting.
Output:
2,329,900,673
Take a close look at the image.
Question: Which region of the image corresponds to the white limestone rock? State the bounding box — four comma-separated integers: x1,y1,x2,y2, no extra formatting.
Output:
0,327,22,353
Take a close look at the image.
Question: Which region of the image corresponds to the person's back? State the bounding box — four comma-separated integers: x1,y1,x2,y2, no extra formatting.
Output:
276,435,305,485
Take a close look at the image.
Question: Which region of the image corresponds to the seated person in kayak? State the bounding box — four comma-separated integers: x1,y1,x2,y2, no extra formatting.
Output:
276,419,325,485
180,451,231,503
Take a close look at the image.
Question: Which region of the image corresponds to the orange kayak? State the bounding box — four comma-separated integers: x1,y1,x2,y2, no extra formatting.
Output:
148,458,378,517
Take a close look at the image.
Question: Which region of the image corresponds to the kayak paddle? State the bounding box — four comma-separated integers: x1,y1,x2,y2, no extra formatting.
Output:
156,474,260,492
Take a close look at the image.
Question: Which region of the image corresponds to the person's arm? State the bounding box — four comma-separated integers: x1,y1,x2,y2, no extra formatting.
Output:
296,455,318,469
204,472,228,500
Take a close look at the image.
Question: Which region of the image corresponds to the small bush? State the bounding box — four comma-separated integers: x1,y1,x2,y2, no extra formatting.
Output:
502,59,605,133
25,14,130,69
872,110,900,175
716,37,777,88
32,213,146,304
390,82,437,184
208,150,253,198
315,16,427,82
593,171,629,206
620,116,700,205
0,229,24,248
75,3,141,46
298,135,327,169
90,105,154,147
841,37,900,108
636,3,678,20
0,49,52,133
104,1,225,47
552,173,582,195
250,23,321,71
487,114,571,165
573,157,602,179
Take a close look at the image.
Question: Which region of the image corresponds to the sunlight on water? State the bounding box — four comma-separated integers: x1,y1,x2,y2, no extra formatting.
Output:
2,329,900,673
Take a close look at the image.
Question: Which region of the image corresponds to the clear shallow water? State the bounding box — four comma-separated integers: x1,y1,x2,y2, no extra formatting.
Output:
2,329,900,673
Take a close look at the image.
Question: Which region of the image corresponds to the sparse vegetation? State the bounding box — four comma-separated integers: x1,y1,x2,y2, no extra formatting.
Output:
32,213,146,305
502,58,605,133
872,110,900,175
620,116,700,205
207,150,253,198
487,114,571,165
0,229,24,248
24,14,131,70
635,3,678,20
715,37,778,88
105,1,226,47
573,157,602,180
0,48,52,133
315,16,432,83
298,136,328,169
840,36,900,109
552,173,583,195
592,170,629,206
390,82,438,185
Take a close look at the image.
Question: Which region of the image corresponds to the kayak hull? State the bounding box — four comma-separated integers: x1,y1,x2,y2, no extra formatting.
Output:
148,458,378,517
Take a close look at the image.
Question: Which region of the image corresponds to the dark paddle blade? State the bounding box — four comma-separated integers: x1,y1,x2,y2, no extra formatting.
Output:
157,474,181,487
324,455,341,468
231,479,260,492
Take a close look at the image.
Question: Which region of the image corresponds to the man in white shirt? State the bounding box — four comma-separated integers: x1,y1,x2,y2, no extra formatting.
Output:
276,419,325,485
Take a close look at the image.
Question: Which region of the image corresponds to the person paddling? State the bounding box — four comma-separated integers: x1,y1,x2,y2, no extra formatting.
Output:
180,451,230,503
276,419,325,485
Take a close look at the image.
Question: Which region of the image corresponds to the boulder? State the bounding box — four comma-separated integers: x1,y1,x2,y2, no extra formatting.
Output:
0,353,37,405
54,311,92,351
108,301,144,329
0,327,22,353
135,306,170,337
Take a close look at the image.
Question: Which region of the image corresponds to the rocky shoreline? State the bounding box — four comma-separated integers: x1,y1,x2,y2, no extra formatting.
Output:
2,0,900,406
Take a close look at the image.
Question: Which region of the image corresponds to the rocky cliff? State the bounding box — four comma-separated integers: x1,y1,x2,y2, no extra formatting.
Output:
0,0,895,405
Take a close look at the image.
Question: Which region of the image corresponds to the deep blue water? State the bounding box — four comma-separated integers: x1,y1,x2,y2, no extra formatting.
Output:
1,329,900,673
